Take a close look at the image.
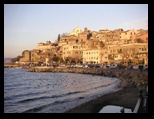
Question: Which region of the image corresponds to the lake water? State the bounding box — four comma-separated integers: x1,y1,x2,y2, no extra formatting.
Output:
4,68,121,113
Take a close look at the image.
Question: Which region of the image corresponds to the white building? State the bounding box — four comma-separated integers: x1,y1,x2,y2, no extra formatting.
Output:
68,27,82,36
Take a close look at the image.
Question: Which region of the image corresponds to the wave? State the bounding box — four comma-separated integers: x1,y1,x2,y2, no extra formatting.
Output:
4,69,121,113
21,98,74,113
22,105,48,113
17,91,85,103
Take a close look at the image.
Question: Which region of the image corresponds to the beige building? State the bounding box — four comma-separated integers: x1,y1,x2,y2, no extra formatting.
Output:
62,43,83,63
120,30,139,40
30,49,42,63
36,41,52,51
82,48,108,64
19,27,148,66
108,43,148,64
59,35,77,46
19,50,31,64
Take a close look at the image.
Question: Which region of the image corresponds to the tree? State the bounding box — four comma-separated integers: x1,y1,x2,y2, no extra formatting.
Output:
135,38,144,43
87,33,92,39
52,54,59,63
58,34,60,42
121,47,130,65
64,57,72,64
131,47,140,65
58,57,64,63
11,56,23,63
64,57,69,64
108,54,114,63
99,41,105,48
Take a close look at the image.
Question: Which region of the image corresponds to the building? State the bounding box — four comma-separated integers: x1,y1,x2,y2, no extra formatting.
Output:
36,41,52,51
82,48,108,64
107,43,148,65
19,50,31,64
62,43,83,63
68,27,82,36
19,27,148,66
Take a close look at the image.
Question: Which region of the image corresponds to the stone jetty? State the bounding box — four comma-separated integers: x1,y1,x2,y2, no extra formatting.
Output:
4,64,21,68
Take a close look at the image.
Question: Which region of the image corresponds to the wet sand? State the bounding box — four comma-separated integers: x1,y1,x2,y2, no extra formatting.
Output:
64,83,139,113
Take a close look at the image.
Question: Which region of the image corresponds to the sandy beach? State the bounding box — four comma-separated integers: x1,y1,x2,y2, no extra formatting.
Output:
64,82,142,113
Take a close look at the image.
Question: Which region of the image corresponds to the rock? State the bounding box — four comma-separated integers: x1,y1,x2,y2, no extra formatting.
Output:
118,80,128,89
136,81,142,87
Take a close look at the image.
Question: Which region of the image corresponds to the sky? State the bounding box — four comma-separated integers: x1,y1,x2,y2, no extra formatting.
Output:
4,4,148,58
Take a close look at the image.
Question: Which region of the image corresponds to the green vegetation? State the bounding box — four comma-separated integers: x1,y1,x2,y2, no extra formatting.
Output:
52,54,59,62
11,56,23,62
135,38,144,43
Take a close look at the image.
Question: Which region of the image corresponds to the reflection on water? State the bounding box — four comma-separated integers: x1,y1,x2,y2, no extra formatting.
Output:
4,68,121,113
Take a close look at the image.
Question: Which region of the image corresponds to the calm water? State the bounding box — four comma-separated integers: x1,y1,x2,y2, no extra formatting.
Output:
4,68,121,113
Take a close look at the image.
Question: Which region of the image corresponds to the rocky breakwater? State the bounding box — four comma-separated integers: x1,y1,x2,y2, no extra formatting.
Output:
27,67,148,90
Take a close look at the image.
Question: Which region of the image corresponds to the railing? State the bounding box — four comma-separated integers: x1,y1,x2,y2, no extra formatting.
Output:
133,86,148,113
143,86,148,113
133,90,143,113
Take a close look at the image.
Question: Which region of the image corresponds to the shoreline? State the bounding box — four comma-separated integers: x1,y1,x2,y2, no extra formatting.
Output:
58,68,147,113
64,82,139,113
5,67,148,113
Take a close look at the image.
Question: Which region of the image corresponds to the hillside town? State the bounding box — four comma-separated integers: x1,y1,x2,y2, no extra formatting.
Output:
16,27,148,68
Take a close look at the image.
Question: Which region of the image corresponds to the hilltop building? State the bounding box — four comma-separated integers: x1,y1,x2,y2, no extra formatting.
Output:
19,27,148,66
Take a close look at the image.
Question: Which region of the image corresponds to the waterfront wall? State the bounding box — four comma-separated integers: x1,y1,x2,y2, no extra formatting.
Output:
4,64,21,68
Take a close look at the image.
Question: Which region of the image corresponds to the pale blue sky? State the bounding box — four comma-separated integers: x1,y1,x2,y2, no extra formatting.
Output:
4,4,148,58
